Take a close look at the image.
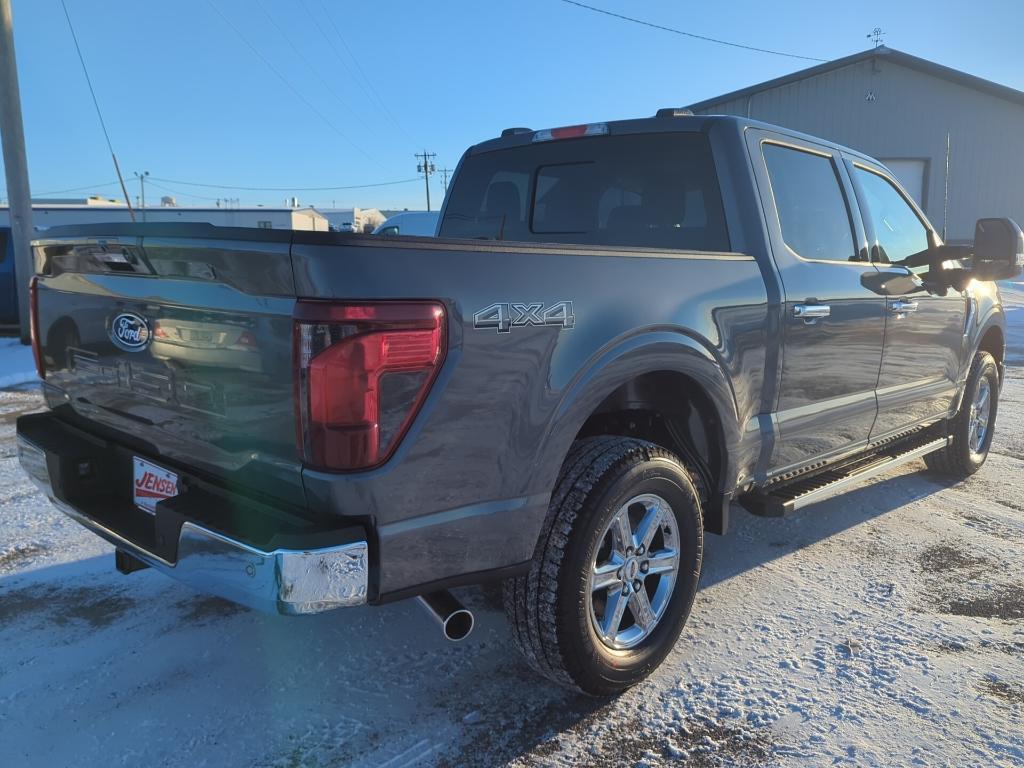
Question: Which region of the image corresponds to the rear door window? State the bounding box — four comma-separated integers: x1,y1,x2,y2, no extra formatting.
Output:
762,143,857,263
440,133,729,251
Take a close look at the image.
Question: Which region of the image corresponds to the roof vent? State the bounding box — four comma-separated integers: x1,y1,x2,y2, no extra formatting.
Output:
655,108,694,118
500,127,533,137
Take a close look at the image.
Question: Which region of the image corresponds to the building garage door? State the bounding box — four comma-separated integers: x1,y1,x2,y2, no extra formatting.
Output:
879,158,928,207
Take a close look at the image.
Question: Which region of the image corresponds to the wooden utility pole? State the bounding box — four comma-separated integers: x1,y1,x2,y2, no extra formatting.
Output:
0,0,34,342
415,150,436,212
438,167,453,194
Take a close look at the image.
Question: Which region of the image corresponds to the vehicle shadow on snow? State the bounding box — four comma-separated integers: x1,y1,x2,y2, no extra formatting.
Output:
0,462,956,767
701,460,950,589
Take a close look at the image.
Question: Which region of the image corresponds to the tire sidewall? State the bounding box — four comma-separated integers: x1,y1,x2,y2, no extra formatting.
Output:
558,456,703,692
958,354,999,471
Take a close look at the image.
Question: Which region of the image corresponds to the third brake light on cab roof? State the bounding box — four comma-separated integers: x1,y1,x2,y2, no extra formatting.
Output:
532,122,609,142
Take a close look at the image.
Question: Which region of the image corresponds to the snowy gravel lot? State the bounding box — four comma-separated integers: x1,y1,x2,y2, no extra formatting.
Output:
2,288,1023,767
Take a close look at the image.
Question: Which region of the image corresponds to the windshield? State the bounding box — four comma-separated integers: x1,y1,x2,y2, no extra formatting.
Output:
440,132,729,251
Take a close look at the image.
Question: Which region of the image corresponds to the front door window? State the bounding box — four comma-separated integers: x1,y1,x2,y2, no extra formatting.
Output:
854,167,930,264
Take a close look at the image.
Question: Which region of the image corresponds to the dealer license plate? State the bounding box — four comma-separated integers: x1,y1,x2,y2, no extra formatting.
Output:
132,456,179,514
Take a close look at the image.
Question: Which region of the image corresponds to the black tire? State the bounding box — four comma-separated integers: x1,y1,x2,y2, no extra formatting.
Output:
924,351,999,478
503,437,703,695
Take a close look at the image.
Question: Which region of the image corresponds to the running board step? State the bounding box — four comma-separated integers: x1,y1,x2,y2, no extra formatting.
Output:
740,434,951,517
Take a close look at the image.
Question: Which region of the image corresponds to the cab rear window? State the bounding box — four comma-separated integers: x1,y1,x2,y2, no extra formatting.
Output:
439,133,729,251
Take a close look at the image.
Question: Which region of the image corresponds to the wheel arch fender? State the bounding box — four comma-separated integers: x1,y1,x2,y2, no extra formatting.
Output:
975,315,1005,362
951,296,1005,416
970,295,1007,380
528,329,743,502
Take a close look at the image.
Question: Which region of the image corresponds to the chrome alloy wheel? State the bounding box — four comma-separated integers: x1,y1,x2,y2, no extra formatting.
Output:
587,493,680,650
968,377,992,456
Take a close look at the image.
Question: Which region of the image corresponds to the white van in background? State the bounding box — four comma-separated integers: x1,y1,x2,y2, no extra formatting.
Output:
372,211,439,237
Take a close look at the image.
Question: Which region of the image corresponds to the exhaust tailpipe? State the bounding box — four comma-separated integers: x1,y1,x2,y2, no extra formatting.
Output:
416,590,475,641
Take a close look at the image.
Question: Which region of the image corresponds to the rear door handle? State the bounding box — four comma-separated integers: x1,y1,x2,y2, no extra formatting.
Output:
793,304,831,324
891,300,919,315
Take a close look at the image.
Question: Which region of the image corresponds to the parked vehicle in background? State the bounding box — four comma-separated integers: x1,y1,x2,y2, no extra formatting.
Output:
373,210,439,236
16,112,1022,695
0,227,16,327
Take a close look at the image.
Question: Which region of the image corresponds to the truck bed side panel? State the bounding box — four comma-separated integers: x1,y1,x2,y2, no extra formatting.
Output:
292,237,768,594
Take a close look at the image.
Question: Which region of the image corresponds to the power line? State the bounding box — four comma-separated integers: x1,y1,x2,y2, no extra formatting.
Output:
145,179,386,210
59,0,136,220
301,0,421,146
32,180,120,196
145,179,245,204
558,0,827,63
205,0,381,167
58,2,114,159
147,175,421,192
316,0,417,142
252,0,375,136
6,177,424,200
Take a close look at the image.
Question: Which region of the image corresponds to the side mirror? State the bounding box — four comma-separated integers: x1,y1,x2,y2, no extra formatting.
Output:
970,217,1024,281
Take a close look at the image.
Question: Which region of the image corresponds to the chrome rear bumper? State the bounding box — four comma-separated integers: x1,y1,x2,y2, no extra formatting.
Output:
17,434,368,615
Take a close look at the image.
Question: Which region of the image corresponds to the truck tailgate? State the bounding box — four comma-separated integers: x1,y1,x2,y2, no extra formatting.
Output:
32,225,304,507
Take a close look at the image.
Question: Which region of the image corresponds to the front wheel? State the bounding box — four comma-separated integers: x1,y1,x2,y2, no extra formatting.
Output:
503,437,703,695
925,351,1000,478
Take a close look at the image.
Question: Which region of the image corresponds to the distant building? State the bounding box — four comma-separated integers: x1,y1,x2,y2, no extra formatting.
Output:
687,46,1024,243
317,207,386,233
32,194,125,206
0,201,330,232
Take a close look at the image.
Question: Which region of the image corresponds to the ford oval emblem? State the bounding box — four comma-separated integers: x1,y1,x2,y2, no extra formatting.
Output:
109,312,151,351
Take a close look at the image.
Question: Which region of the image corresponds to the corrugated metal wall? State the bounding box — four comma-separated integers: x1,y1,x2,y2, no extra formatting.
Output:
692,58,1024,243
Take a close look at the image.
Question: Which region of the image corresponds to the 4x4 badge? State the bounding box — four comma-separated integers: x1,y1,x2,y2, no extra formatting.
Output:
473,301,574,334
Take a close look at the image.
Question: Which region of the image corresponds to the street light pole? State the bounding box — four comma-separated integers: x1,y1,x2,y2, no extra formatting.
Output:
0,0,34,342
135,170,149,221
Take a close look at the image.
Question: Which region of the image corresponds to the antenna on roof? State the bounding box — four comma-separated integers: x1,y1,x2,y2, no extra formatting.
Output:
867,27,884,48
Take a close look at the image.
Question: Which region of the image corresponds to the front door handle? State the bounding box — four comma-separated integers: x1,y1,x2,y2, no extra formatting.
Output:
891,299,919,315
793,304,831,324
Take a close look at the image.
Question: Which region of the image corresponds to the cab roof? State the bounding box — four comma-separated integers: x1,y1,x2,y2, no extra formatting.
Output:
471,111,876,165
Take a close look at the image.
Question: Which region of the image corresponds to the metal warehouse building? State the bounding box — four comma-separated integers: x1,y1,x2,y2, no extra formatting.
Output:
687,46,1024,243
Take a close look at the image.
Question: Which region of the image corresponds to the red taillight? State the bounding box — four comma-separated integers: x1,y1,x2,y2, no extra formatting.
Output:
293,301,446,471
29,276,44,380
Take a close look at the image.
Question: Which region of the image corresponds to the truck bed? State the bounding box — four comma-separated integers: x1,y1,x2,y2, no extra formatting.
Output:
30,221,767,596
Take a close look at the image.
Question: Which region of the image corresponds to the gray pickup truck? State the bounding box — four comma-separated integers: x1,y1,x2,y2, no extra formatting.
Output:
17,112,1022,694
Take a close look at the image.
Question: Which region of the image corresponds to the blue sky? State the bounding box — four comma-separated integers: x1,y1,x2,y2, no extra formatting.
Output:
3,0,1023,210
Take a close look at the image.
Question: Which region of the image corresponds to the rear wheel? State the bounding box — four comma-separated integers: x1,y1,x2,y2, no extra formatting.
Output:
925,351,999,478
503,437,703,695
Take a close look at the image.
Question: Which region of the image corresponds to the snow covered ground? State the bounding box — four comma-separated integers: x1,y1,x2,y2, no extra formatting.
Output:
0,337,37,389
1,289,1023,767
